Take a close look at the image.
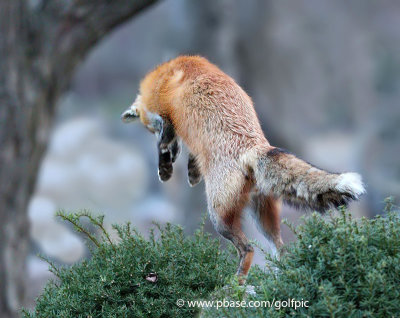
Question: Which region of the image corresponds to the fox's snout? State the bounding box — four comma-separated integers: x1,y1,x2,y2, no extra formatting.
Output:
122,95,143,123
121,106,139,123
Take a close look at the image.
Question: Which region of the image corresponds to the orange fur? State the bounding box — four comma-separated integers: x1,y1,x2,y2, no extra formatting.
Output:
138,56,269,175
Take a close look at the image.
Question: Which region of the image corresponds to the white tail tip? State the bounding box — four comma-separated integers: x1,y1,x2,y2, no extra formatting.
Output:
335,172,366,199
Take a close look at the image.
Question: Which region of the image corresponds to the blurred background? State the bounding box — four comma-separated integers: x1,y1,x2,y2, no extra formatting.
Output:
2,0,400,312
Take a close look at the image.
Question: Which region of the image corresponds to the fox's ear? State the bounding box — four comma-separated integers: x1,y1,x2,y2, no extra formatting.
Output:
121,106,139,123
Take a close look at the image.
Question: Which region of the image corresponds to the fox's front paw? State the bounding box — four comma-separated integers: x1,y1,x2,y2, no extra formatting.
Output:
158,163,173,182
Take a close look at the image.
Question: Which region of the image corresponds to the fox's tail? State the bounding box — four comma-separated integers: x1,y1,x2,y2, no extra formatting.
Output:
253,147,365,211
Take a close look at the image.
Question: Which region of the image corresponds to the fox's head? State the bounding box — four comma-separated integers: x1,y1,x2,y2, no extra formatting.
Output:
121,94,162,134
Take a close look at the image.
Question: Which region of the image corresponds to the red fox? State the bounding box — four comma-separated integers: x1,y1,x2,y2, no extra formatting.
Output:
122,55,365,285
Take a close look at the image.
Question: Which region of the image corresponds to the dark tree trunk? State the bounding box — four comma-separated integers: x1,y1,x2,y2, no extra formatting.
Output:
0,1,158,316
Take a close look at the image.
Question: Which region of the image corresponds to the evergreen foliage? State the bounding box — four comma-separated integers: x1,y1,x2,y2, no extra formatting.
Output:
203,200,400,318
24,211,236,318
26,201,400,317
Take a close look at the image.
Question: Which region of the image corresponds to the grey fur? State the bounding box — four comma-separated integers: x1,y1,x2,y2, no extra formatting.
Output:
254,148,365,212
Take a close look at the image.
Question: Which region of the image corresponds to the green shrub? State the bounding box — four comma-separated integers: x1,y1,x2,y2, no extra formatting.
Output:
24,212,237,318
203,202,400,318
26,203,400,318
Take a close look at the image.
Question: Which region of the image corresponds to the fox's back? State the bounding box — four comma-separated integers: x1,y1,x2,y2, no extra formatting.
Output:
140,56,268,171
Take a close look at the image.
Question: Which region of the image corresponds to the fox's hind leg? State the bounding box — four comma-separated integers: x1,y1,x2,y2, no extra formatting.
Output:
209,205,254,285
206,170,254,285
251,193,283,256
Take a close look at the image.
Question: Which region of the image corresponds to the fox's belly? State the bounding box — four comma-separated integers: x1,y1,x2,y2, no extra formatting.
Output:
180,124,265,175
